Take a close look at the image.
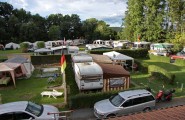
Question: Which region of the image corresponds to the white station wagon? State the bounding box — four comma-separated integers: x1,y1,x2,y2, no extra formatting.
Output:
0,101,59,120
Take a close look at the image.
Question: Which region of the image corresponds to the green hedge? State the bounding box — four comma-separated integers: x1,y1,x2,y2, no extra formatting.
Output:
149,54,170,63
90,49,149,59
148,65,175,84
31,54,71,65
69,91,116,109
135,60,149,73
174,59,185,66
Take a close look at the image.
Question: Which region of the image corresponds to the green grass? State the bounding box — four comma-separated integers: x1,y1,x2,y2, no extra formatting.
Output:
0,49,22,54
0,49,32,60
0,69,64,106
131,58,185,97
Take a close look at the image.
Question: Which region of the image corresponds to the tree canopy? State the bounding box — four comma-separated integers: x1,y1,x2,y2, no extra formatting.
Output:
120,0,185,46
0,2,117,45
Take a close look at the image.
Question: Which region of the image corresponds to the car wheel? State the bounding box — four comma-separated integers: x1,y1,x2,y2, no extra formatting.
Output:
143,107,151,112
107,114,116,118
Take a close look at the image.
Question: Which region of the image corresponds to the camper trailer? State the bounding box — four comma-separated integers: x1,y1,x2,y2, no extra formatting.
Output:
73,62,103,91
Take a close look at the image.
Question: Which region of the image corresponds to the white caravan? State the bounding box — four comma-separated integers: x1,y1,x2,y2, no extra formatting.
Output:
73,62,103,91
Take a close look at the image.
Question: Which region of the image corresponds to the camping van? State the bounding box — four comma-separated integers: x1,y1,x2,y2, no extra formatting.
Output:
150,43,174,51
73,62,103,91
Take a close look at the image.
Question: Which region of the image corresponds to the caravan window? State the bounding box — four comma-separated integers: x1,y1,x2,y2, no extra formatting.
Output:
83,79,100,83
109,78,125,87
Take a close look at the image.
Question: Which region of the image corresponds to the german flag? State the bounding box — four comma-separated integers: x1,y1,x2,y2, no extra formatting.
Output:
61,54,66,73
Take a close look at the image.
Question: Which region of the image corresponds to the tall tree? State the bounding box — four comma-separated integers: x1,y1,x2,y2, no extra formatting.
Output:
122,0,145,41
48,25,61,40
144,0,166,42
82,18,98,42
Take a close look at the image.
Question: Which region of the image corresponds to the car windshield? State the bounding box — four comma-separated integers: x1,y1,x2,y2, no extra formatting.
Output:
25,101,43,117
109,94,125,107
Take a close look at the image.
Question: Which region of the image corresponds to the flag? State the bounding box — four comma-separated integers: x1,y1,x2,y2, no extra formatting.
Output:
61,54,66,73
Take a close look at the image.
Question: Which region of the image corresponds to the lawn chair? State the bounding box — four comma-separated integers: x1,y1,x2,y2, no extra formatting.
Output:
41,89,63,99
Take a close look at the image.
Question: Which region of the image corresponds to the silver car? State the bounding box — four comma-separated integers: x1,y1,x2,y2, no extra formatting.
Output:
94,89,155,118
0,101,59,120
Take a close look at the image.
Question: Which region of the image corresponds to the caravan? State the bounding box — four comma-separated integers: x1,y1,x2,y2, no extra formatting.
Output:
73,62,103,90
72,54,103,90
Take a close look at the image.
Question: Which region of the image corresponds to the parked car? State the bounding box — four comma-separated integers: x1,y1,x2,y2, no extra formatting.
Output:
0,101,59,120
94,89,155,119
170,51,185,62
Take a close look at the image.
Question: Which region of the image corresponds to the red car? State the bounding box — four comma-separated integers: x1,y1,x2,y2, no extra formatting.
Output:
170,51,185,60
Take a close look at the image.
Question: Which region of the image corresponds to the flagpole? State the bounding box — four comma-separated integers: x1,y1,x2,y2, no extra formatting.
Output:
63,70,67,104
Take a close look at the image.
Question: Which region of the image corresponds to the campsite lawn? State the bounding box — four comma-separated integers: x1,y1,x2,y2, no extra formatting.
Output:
0,49,33,60
0,69,64,106
131,58,185,98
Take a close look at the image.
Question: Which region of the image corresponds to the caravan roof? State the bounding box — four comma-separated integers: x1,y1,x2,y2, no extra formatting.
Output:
75,62,103,76
72,54,93,63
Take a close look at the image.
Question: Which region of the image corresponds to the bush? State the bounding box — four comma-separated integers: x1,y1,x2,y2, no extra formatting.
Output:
20,43,29,53
148,65,175,84
171,44,184,54
68,91,116,109
37,41,45,48
90,49,149,59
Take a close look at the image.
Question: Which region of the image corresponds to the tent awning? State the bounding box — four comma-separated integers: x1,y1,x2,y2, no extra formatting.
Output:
98,63,130,79
103,51,133,61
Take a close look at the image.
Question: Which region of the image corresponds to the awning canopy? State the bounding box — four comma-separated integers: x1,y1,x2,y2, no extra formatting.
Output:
103,51,135,71
103,51,133,61
98,63,130,79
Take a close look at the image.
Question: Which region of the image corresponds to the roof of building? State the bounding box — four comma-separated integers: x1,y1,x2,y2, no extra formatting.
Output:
110,105,185,120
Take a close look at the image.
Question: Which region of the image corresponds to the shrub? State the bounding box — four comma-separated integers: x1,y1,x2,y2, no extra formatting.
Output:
20,43,29,53
68,91,116,109
90,49,149,59
37,41,45,48
148,65,175,85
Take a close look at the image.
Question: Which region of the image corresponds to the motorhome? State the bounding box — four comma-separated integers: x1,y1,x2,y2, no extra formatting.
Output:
132,41,151,49
85,44,112,51
150,43,174,51
113,40,131,49
45,41,57,49
73,62,103,91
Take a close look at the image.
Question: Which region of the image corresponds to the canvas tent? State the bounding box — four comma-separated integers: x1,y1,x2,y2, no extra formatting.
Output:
5,42,20,50
0,63,15,86
103,51,134,70
0,56,35,87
